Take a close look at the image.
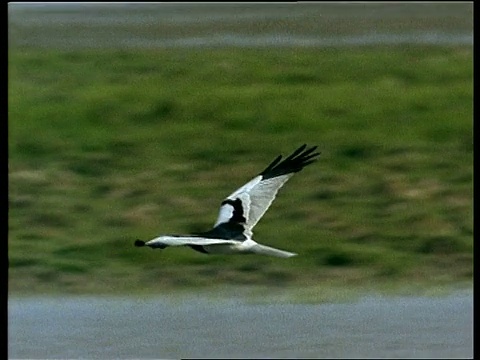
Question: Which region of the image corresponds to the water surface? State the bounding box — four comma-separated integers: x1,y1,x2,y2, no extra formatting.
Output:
9,290,473,359
8,3,473,49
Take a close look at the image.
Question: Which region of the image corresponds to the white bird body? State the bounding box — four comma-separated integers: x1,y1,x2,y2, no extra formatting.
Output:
144,236,296,258
135,144,320,258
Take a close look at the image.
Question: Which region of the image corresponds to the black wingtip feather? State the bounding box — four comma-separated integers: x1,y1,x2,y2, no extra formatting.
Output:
261,154,283,175
260,144,320,179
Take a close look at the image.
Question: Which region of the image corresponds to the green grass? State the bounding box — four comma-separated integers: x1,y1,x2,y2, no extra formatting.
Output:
8,46,472,295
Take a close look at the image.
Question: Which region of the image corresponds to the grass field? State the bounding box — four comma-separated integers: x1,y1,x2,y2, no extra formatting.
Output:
8,45,472,295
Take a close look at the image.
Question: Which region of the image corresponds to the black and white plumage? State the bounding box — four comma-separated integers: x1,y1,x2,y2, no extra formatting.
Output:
134,144,320,258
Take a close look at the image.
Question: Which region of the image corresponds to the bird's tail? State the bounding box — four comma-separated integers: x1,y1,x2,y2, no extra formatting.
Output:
249,243,297,258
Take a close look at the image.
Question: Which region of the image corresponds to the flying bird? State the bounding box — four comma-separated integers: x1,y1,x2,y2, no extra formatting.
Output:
134,144,320,258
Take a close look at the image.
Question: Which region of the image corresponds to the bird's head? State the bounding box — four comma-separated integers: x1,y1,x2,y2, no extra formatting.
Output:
134,238,167,249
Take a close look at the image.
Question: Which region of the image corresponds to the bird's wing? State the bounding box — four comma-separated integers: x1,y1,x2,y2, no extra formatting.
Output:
213,144,320,237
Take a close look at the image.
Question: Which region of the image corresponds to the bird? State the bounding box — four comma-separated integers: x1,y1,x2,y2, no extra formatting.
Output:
134,144,320,258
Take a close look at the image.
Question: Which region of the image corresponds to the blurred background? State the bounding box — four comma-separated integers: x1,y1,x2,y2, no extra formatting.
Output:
8,3,473,296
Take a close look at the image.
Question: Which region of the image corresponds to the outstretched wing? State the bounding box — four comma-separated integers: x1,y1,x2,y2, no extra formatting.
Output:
213,144,320,237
